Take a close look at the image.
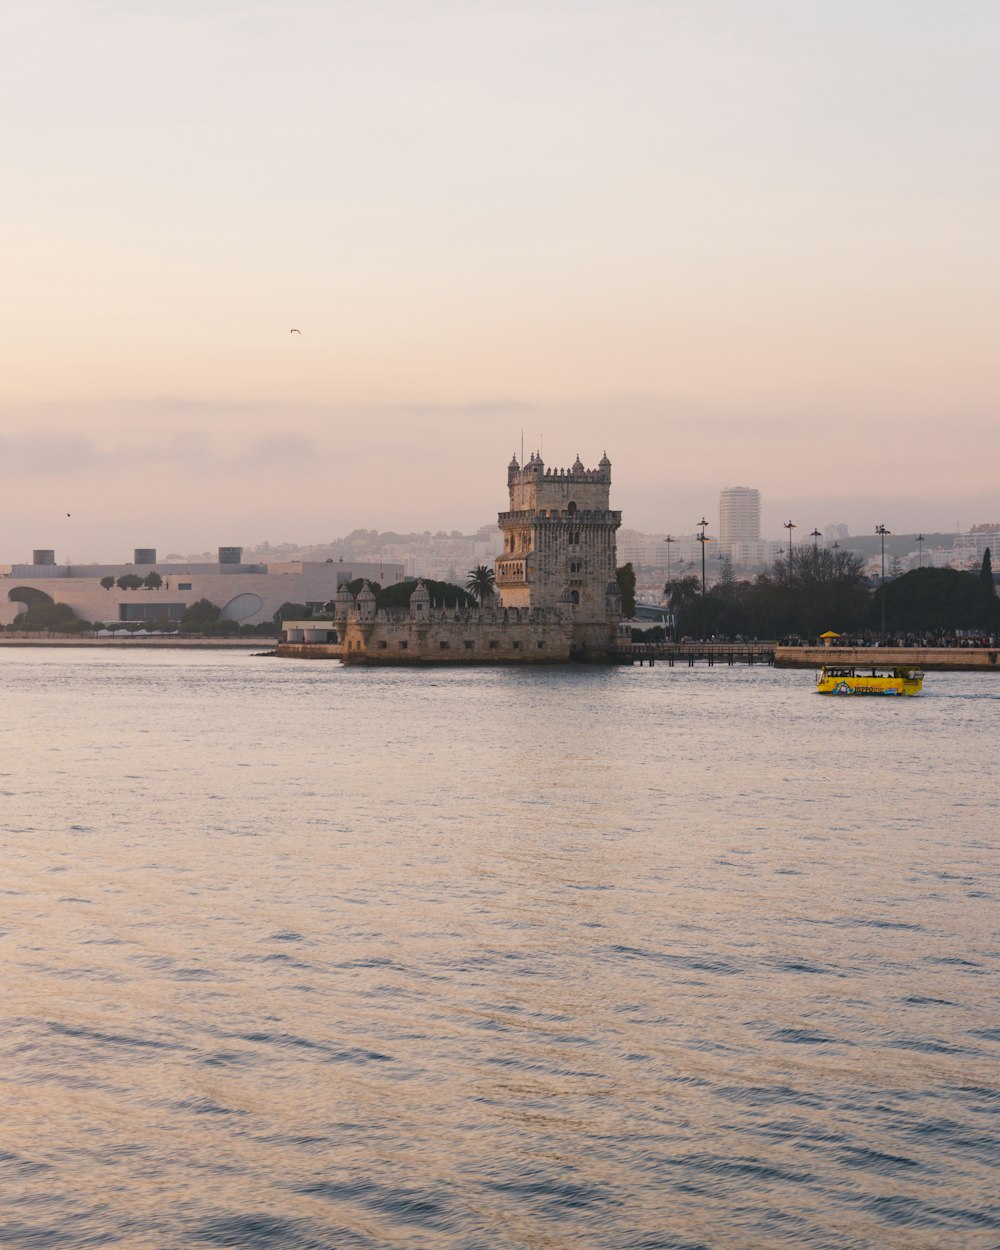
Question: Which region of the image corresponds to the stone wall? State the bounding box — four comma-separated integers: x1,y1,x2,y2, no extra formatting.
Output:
775,645,1000,671
339,605,580,664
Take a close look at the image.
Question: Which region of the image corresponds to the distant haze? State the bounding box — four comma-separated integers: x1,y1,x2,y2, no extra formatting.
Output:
3,2,998,562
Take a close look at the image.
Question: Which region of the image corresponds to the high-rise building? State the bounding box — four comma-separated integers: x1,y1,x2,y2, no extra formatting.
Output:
719,487,761,548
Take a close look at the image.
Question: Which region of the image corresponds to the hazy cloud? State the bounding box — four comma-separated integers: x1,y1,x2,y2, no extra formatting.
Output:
0,432,102,474
236,433,319,466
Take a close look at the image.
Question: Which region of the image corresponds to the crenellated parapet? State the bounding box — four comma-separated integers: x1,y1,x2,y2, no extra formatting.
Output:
507,450,612,488
498,509,622,526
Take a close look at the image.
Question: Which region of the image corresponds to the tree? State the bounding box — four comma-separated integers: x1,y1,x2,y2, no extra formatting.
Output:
375,579,476,610
344,578,381,597
784,545,869,637
143,571,163,590
180,598,222,632
14,602,88,633
274,602,311,628
116,574,143,591
465,564,496,606
981,547,994,587
100,575,115,590
663,575,701,636
631,625,666,643
615,563,637,618
685,547,869,640
876,567,1000,634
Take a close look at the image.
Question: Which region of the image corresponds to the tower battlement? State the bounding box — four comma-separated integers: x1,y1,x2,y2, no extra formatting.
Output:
506,451,613,513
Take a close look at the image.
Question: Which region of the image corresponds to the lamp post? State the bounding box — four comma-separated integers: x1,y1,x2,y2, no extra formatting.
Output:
664,534,675,585
916,533,925,569
811,528,822,551
876,524,891,640
784,520,796,573
696,518,710,638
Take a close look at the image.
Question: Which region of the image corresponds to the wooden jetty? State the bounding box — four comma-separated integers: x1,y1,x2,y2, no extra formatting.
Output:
616,642,1000,672
614,642,775,667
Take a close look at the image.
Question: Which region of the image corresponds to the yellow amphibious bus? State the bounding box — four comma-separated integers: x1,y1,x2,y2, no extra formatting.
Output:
816,666,924,696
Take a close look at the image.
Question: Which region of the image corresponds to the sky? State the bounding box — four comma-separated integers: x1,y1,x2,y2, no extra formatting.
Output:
3,0,998,561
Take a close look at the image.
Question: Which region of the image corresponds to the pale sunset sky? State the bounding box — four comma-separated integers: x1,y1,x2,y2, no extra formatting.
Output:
3,1,998,559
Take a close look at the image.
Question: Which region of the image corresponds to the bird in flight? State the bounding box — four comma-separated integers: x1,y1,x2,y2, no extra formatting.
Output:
290,328,301,334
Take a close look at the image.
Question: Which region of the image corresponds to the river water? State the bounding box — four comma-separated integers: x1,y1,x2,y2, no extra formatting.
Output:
1,650,997,1249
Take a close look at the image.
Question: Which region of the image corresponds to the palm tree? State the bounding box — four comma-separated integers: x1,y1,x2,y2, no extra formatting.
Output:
465,564,496,606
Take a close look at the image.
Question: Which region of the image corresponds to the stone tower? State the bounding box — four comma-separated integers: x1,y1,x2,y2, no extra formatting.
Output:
496,451,622,652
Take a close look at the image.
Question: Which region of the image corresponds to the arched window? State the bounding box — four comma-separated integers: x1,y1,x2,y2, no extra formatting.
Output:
567,501,577,514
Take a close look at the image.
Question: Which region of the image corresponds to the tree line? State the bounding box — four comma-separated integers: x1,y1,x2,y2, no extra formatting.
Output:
652,547,999,640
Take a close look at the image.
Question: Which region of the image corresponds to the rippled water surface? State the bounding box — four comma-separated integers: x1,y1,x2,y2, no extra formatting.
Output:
2,650,998,1249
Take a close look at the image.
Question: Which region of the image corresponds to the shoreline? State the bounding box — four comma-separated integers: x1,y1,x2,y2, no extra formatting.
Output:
0,636,276,649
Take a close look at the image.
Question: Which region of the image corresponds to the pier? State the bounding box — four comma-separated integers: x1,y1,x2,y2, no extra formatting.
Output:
614,643,775,667
615,643,1000,672
774,645,1000,672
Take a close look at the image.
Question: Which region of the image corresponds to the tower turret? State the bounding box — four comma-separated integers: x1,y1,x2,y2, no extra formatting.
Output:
356,581,377,621
409,581,431,618
332,582,355,624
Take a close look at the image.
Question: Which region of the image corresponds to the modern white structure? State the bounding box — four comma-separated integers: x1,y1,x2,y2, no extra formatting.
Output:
718,487,761,552
1,546,406,629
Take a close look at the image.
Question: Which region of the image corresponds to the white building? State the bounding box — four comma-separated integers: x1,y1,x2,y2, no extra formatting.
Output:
1,546,406,629
719,487,761,553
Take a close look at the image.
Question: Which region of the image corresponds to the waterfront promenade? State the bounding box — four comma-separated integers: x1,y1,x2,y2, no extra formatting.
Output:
774,644,1000,671
0,634,276,649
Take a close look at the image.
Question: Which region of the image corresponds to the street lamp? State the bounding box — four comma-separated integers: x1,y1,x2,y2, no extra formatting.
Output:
876,524,891,639
811,528,822,550
696,518,710,638
916,533,925,569
784,520,796,573
663,535,676,640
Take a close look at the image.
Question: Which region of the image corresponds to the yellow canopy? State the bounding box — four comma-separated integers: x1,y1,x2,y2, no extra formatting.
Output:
820,630,842,638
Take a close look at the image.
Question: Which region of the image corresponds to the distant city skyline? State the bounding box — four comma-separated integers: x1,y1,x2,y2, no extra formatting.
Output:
1,515,978,576
3,2,998,559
